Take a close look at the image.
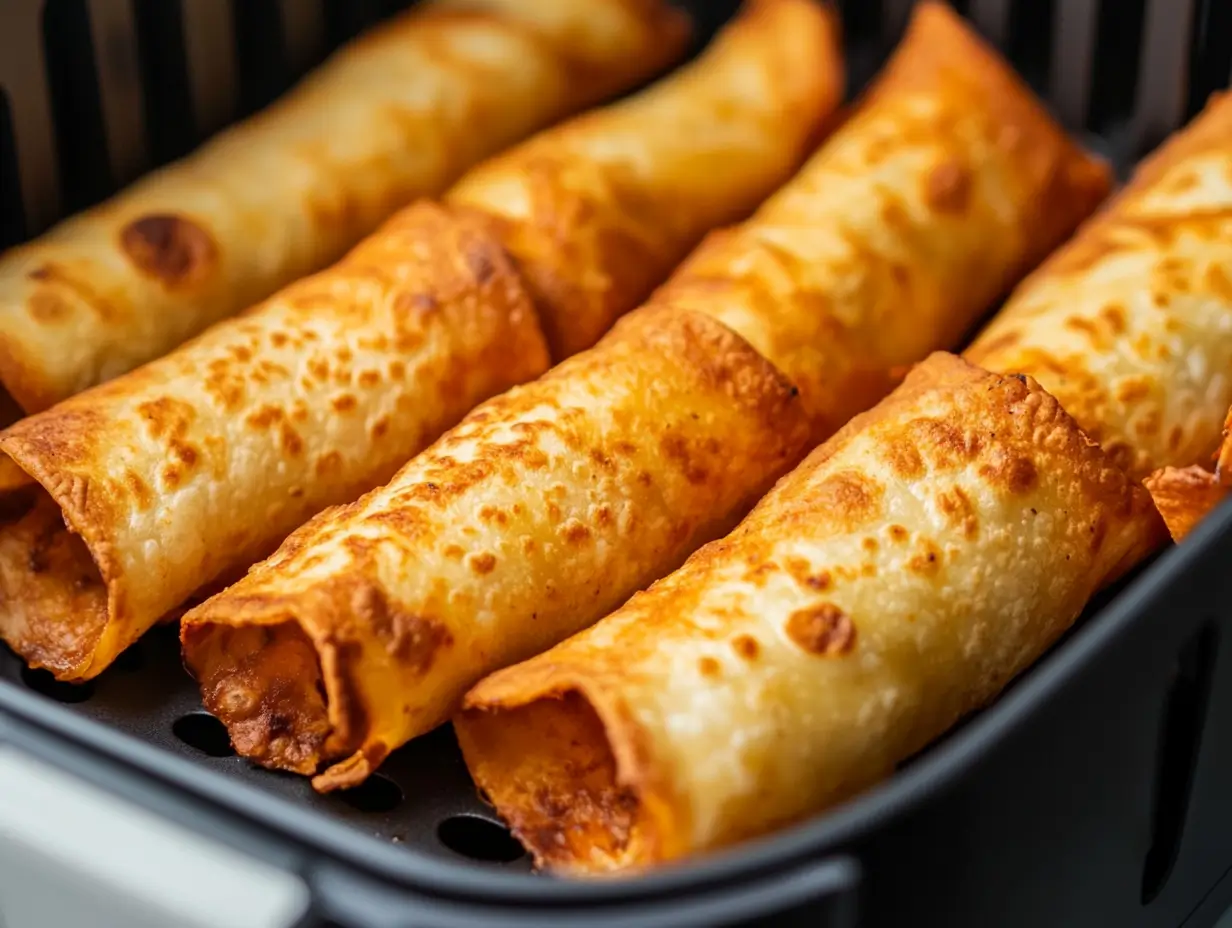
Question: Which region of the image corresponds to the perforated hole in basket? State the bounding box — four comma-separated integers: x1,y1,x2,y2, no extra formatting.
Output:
334,773,404,814
437,814,525,864
172,711,236,758
20,665,94,703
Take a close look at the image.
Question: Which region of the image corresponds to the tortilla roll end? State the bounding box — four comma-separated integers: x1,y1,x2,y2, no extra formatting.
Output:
456,352,1164,874
1144,465,1231,542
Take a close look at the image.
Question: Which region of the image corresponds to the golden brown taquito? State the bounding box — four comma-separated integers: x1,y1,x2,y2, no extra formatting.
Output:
184,311,811,791
457,354,1163,874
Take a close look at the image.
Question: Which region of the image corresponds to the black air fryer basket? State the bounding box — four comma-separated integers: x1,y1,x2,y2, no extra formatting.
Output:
2,1,1232,926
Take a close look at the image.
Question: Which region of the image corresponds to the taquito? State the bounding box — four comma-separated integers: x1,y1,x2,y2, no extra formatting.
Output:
0,0,836,682
181,0,1112,791
183,311,811,791
0,0,687,414
655,0,1112,438
968,91,1232,482
457,353,1164,874
447,0,843,360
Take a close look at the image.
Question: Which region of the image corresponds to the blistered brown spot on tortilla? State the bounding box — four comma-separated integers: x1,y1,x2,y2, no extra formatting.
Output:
280,423,304,456
732,635,760,661
936,486,978,537
889,524,909,542
121,214,217,287
907,539,943,575
785,556,831,591
332,394,358,413
698,656,721,678
925,159,971,213
27,291,71,323
811,471,881,524
469,551,497,575
316,450,343,477
1116,377,1152,404
561,518,592,544
980,449,1038,494
785,603,856,656
123,470,154,511
883,437,925,478
1100,303,1127,334
137,395,195,441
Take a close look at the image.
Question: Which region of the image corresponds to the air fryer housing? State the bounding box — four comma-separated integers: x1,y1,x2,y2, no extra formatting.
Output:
2,1,1232,926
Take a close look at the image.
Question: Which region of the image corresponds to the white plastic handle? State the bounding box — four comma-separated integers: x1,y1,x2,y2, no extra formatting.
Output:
0,746,310,928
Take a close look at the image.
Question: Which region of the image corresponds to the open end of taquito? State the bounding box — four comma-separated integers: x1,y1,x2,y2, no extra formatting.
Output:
457,684,674,874
0,459,115,680
1144,404,1232,541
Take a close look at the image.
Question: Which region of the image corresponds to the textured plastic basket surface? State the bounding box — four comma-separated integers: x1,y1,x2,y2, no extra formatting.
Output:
2,1,1232,927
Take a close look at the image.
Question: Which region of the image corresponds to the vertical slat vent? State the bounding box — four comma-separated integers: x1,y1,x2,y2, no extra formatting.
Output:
1050,0,1099,130
1132,0,1197,156
42,0,111,213
133,0,196,167
86,0,148,188
1084,0,1147,135
1186,0,1232,120
181,0,239,141
232,0,292,120
278,0,327,76
0,0,60,237
0,91,25,249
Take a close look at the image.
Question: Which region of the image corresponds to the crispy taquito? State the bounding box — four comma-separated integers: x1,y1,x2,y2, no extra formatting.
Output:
0,0,839,682
184,311,812,791
181,0,1112,793
457,353,1164,874
0,0,687,414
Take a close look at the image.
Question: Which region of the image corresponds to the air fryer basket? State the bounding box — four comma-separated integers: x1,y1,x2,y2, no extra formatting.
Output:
2,1,1232,926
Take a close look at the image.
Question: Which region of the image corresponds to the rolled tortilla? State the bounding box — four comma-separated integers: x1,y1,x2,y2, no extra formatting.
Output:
0,0,688,414
967,91,1232,482
0,202,549,680
0,0,835,682
182,311,812,791
181,0,1112,792
456,353,1164,874
654,0,1113,438
446,0,844,360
